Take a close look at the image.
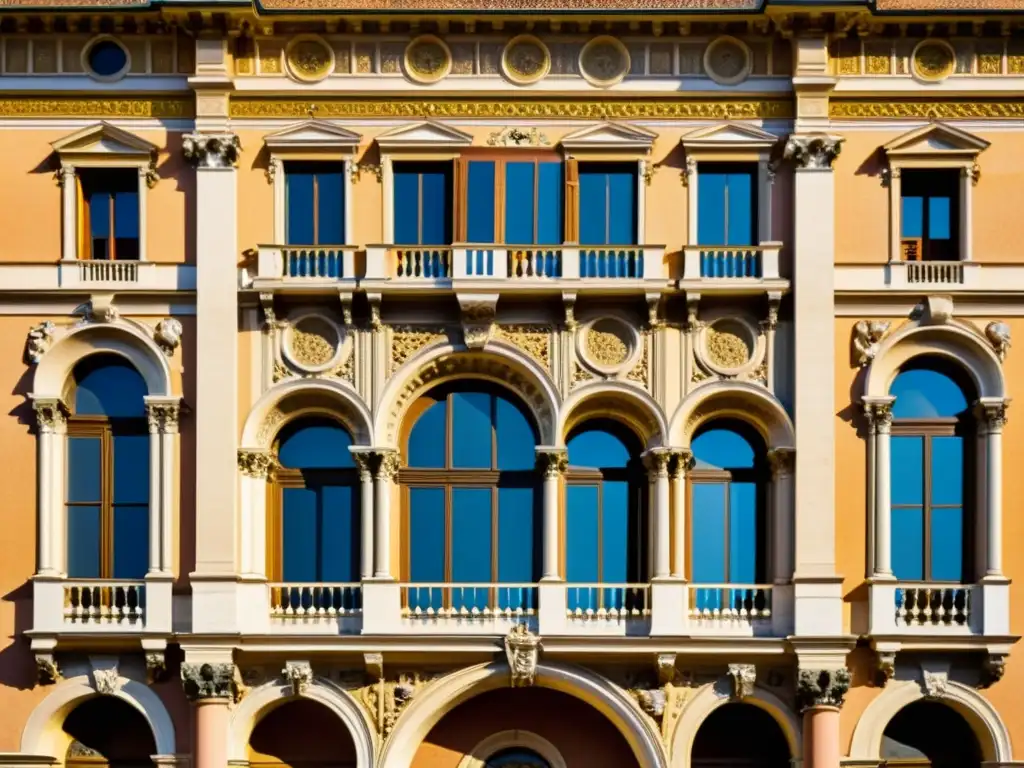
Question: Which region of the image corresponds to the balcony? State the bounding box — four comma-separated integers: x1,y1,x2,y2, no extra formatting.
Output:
679,242,788,295
250,245,360,291
0,261,195,293
834,260,1004,293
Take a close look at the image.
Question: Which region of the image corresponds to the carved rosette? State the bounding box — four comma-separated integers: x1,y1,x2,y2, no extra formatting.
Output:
796,668,851,711
181,662,239,700
183,133,241,169
504,625,540,687
784,134,844,170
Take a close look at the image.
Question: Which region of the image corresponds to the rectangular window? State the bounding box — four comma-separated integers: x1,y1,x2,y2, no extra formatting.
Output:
393,161,453,245
285,161,345,245
900,169,960,261
697,163,758,246
578,163,638,245
78,169,139,260
463,159,564,245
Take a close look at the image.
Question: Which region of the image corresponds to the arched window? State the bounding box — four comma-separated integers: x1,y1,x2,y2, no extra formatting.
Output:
486,748,551,768
66,354,149,579
271,417,360,583
691,703,791,768
882,700,982,767
889,360,974,583
689,420,768,612
565,420,646,614
402,383,540,613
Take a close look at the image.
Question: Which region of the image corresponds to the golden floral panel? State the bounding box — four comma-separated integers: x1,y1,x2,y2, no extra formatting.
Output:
830,100,1024,119
0,96,193,118
258,0,759,9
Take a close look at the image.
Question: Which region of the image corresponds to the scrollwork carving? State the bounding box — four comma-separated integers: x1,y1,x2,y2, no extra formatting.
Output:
494,325,551,371
852,320,890,366
391,326,448,372
504,624,540,687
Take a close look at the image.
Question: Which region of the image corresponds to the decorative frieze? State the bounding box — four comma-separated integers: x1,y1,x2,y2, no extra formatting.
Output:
831,100,1024,119
796,668,851,710
181,662,239,701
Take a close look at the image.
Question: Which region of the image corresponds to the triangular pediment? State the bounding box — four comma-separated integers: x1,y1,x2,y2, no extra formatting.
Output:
264,120,363,151
374,120,473,149
51,122,157,158
884,122,990,158
680,122,780,150
559,121,658,150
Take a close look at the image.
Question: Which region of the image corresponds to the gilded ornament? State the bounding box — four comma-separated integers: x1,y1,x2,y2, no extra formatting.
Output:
285,36,335,82
706,325,751,370
831,99,1024,119
494,325,550,370
1008,54,1024,74
404,35,452,84
391,326,448,372
0,96,192,119
487,127,550,147
865,43,891,75
586,322,630,368
502,35,551,85
272,361,294,383
579,36,631,87
912,39,956,82
626,333,649,387
259,42,282,74
258,0,760,8
704,36,751,85
290,323,337,368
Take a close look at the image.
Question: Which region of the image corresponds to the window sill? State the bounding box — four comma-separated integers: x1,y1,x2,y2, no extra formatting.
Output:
833,261,1023,293
0,261,195,293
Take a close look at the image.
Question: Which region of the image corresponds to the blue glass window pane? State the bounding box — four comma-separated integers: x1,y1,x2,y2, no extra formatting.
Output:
892,506,924,581
578,170,607,246
931,506,963,581
602,480,629,583
68,437,101,502
452,392,492,469
278,421,355,469
929,196,951,240
537,163,563,245
566,485,599,582
67,505,101,578
495,395,536,471
409,487,446,582
697,172,727,246
607,169,637,244
317,170,345,244
114,190,139,238
727,170,755,246
286,169,315,245
420,169,451,245
467,161,496,243
451,487,492,612
498,487,535,583
113,504,148,579
393,167,421,244
692,483,727,583
282,487,317,582
88,41,128,77
320,484,359,582
931,436,964,505
407,400,446,468
692,427,755,470
113,435,149,503
74,357,147,417
90,192,111,238
890,368,968,418
902,196,924,238
505,162,536,244
729,482,757,583
567,427,631,469
891,436,924,505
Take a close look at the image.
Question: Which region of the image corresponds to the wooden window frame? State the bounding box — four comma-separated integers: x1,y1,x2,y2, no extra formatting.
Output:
283,161,347,247
392,159,455,246
77,168,140,262
575,160,639,246
899,168,961,263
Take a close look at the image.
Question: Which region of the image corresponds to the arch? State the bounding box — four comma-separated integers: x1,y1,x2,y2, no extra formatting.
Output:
670,681,800,768
375,341,560,447
33,322,172,400
241,377,373,449
227,679,375,766
457,731,567,768
848,679,1012,764
669,381,794,450
863,322,1005,402
560,381,668,449
379,661,667,768
21,674,175,760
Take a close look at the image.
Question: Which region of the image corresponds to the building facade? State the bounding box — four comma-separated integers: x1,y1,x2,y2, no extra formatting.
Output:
0,0,1021,766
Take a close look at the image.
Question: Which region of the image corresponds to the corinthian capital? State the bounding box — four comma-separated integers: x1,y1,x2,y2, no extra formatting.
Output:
797,668,850,711
183,132,241,169
977,398,1010,433
863,397,895,434
181,662,238,700
145,398,182,434
535,448,568,479
32,398,67,433
784,133,844,170
238,449,276,478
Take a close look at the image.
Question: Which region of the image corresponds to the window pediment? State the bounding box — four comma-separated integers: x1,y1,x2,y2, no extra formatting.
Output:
680,122,779,154
375,120,473,150
883,123,990,165
559,121,657,152
264,120,362,153
51,121,157,165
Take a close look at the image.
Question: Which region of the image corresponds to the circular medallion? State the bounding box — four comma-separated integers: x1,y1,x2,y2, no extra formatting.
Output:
579,36,631,88
285,35,335,83
83,35,130,82
283,314,349,374
703,36,752,86
502,35,551,85
702,318,757,375
912,39,955,82
404,35,452,84
577,316,641,377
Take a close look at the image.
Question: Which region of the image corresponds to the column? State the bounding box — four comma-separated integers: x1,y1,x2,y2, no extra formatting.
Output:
145,398,182,576
32,399,65,576
535,448,567,580
372,450,400,579
797,668,849,768
352,451,375,580
670,451,691,579
980,400,1007,577
237,450,275,579
863,399,894,579
767,448,795,584
644,450,672,579
182,662,235,768
59,166,76,261
137,165,150,262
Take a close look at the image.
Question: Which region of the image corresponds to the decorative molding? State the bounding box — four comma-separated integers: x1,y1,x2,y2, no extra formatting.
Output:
285,35,334,83
852,320,891,367
494,325,551,371
986,321,1011,362
282,661,314,695
921,669,949,699
0,96,194,118
727,664,756,700
797,668,851,711
504,624,540,688
230,97,793,120
703,35,752,86
784,133,844,170
25,320,56,364
238,449,277,478
457,294,498,350
181,662,239,701
912,39,956,83
154,318,183,357
404,35,452,84
146,652,168,685
182,133,241,169
92,668,122,696
258,0,760,8
501,35,551,86
487,126,550,147
391,326,448,372
831,100,1024,119
579,36,631,88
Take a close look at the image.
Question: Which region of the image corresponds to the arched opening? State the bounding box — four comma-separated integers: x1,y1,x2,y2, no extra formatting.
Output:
881,700,981,767
248,699,359,768
269,416,362,614
400,381,542,615
565,418,647,616
689,419,770,615
691,703,790,768
414,688,633,767
63,696,157,768
65,354,150,581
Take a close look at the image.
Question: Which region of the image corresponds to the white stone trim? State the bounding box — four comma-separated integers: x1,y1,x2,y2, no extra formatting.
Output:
457,730,567,768
227,680,375,766
668,379,795,450
848,678,1012,764
21,674,176,759
559,380,669,449
670,680,800,768
241,377,374,449
378,661,667,768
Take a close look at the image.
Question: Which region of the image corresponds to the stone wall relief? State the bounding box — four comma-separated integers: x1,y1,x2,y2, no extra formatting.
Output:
691,308,767,386
271,306,355,384
573,313,648,389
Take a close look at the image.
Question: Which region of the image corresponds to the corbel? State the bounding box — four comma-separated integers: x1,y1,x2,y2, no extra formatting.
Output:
364,652,384,681
339,292,353,327
562,291,578,332
259,291,278,328
646,292,663,330
655,653,677,685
